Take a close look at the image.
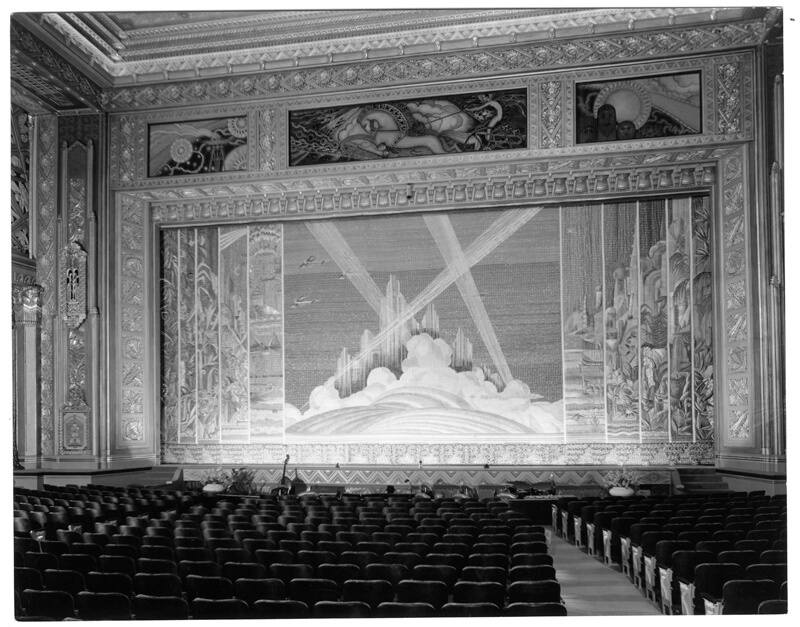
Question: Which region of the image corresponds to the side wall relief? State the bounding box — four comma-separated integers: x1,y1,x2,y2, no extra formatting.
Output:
161,199,713,464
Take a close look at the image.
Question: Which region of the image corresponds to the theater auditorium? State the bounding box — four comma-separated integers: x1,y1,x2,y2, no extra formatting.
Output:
10,7,787,619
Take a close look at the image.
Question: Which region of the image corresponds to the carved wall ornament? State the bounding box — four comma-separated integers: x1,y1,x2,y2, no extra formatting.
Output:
123,418,144,442
60,241,88,329
12,284,43,324
540,81,564,149
65,328,89,409
728,377,749,407
729,410,750,439
717,62,744,134
61,411,90,453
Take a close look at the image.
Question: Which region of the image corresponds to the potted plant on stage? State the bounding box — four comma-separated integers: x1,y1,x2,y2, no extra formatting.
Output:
605,466,640,497
227,467,257,495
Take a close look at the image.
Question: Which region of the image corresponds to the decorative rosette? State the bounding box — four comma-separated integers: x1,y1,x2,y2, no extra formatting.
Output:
227,117,248,138
169,138,194,164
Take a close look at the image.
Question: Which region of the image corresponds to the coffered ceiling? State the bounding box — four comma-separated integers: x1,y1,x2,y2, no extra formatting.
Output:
10,8,781,113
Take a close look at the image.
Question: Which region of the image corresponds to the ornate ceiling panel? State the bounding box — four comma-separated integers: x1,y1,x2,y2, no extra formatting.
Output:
9,8,781,115
15,8,778,86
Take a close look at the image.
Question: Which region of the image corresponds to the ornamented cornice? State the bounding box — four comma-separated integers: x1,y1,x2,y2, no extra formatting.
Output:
100,19,768,111
11,20,103,110
42,9,723,80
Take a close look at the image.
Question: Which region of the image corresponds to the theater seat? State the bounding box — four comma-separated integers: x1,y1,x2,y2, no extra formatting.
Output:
375,602,436,617
441,602,501,616
132,594,189,620
313,600,371,618
76,591,132,620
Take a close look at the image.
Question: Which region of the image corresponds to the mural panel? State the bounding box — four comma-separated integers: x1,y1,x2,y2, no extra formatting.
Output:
160,199,713,458
667,198,694,441
638,199,670,441
283,208,563,441
289,89,527,166
148,116,248,177
575,72,701,144
692,196,714,440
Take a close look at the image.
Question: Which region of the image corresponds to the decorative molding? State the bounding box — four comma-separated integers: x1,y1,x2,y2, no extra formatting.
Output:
163,441,715,466
99,20,767,111
258,109,277,172
720,146,751,447
150,164,716,226
118,194,147,444
35,114,58,457
540,80,564,149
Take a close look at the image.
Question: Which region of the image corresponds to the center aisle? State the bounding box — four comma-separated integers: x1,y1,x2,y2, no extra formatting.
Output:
548,532,662,616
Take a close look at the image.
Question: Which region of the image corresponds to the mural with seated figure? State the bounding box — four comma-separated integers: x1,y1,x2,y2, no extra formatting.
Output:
160,199,713,460
575,72,702,144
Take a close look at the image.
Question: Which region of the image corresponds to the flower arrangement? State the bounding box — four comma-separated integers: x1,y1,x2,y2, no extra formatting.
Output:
201,466,258,494
201,467,230,487
604,466,641,490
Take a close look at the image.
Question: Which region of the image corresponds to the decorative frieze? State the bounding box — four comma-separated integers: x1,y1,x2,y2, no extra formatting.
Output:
151,164,715,226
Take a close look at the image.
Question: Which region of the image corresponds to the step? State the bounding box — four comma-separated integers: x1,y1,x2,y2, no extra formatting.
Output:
681,480,730,491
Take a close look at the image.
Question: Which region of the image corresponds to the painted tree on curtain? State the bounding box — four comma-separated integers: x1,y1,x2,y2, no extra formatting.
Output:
561,204,606,441
160,225,285,446
603,201,640,442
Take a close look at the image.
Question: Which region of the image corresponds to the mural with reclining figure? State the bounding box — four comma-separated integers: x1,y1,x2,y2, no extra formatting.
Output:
160,198,713,461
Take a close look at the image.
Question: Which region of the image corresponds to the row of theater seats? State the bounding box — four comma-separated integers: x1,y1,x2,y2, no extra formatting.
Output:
553,491,788,615
14,484,566,619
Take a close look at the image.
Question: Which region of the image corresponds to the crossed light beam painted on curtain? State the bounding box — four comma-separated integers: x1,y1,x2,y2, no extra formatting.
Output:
304,208,534,398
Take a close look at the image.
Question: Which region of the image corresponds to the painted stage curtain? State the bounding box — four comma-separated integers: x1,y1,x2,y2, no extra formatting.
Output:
160,198,713,456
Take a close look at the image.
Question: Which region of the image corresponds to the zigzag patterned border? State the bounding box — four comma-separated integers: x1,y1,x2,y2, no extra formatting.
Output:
183,465,673,489
166,441,714,467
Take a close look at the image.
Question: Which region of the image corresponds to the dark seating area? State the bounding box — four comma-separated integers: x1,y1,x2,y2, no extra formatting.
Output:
14,483,566,619
554,491,787,615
